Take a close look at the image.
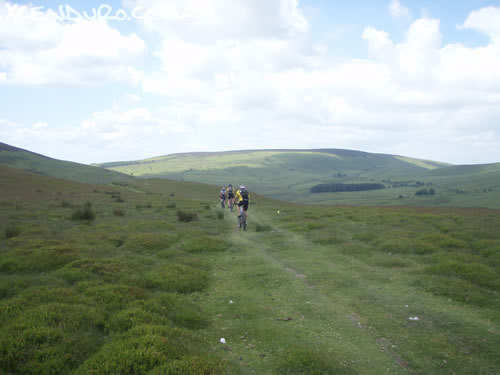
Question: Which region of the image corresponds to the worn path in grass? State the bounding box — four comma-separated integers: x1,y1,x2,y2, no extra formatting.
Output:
199,207,414,374
199,202,500,374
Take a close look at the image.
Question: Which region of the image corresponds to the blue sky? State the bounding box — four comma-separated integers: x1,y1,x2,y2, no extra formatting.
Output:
1,0,500,164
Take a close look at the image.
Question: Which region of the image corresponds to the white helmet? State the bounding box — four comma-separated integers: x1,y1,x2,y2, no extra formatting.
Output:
240,185,246,191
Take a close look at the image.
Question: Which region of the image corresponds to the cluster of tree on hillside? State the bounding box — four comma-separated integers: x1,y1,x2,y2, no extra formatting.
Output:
382,180,427,188
415,188,436,196
311,183,385,193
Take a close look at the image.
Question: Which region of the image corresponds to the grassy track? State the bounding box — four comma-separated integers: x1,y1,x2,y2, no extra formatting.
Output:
200,201,499,374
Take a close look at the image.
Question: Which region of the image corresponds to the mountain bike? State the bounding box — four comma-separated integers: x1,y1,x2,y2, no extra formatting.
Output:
220,197,225,209
238,209,247,231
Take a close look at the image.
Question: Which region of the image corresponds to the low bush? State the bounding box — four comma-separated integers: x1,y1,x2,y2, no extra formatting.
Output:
148,356,227,375
312,233,345,246
60,200,73,208
57,258,143,284
177,210,197,223
181,236,229,254
136,294,209,330
1,244,77,274
113,208,125,217
277,347,356,375
145,264,209,293
425,262,499,289
108,307,169,333
166,201,176,209
4,223,20,239
75,325,191,375
71,202,95,221
413,276,494,307
216,210,224,220
123,233,176,254
255,223,273,232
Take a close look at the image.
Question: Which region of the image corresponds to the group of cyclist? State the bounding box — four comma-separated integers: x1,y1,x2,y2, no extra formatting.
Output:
219,184,250,230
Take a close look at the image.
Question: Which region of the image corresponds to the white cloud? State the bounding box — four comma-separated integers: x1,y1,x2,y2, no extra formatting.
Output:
0,1,146,85
462,6,500,42
124,0,309,41
389,0,410,19
2,2,500,164
0,108,191,163
97,6,500,163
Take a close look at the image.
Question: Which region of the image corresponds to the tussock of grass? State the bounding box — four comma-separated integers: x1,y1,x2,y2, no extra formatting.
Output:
336,242,373,257
181,236,229,253
113,208,125,217
71,202,95,221
1,243,78,273
135,294,209,330
0,303,106,375
4,223,20,239
421,232,469,250
75,325,191,375
413,276,494,307
277,347,357,375
57,258,145,284
60,200,73,208
255,223,273,232
79,283,148,311
372,256,412,268
109,307,170,333
177,209,198,222
145,264,209,293
123,233,176,254
312,234,344,246
352,232,377,242
216,209,224,220
148,355,227,375
425,262,499,289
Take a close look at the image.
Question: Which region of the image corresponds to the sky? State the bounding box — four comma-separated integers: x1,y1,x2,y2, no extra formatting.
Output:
1,0,500,165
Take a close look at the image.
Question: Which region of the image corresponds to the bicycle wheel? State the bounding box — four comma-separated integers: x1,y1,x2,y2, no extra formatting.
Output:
242,212,247,231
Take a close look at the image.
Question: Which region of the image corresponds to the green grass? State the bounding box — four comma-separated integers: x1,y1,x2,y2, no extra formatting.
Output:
101,149,500,209
0,164,499,374
0,144,133,185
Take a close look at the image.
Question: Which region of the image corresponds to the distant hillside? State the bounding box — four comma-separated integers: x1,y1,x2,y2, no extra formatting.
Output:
0,142,133,185
95,148,500,208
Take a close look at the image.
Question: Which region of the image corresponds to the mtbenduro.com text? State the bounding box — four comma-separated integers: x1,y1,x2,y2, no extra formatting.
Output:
2,3,197,22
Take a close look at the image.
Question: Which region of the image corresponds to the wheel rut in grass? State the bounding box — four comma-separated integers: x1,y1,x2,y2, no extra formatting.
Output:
219,208,415,374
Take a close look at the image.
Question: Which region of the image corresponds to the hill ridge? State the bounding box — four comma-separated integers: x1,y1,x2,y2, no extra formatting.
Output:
100,149,499,208
0,142,133,185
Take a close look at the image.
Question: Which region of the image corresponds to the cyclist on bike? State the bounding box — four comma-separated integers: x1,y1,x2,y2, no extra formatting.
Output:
227,184,235,211
219,187,226,209
234,185,250,229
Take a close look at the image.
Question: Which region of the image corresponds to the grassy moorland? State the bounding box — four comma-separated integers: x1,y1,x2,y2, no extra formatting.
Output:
97,149,500,209
1,164,499,374
0,143,133,185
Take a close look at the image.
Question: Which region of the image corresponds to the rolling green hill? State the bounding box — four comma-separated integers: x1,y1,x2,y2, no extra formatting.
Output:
0,142,133,185
97,149,500,208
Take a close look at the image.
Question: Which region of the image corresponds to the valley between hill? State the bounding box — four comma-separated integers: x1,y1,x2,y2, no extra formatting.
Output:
97,149,500,209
